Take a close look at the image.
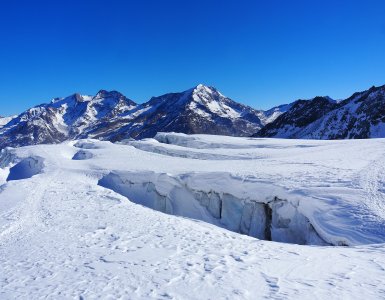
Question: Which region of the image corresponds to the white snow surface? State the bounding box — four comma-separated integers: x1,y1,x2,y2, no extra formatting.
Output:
258,103,293,125
1,133,385,299
0,115,16,128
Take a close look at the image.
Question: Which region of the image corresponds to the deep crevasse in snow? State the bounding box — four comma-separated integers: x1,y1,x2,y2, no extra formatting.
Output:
98,171,329,246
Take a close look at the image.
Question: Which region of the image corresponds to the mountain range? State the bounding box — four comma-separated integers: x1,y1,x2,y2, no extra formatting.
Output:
255,85,385,139
0,84,384,148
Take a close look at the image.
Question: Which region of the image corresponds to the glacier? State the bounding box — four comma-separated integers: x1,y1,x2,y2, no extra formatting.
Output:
0,133,385,299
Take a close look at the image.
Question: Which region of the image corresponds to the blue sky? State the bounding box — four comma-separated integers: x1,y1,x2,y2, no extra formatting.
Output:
1,0,385,115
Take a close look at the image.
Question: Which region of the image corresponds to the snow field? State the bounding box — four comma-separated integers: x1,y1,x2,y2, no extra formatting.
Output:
0,133,385,299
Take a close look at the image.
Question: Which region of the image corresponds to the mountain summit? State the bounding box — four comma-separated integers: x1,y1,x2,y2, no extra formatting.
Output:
105,84,264,140
0,91,137,148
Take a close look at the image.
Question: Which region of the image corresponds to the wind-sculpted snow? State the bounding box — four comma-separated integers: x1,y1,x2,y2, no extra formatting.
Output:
154,132,318,150
73,140,101,149
72,150,94,160
126,139,267,160
154,132,266,149
1,135,385,298
6,156,44,181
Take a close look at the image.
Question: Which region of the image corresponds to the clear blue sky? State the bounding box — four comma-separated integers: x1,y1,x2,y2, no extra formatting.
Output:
1,0,385,115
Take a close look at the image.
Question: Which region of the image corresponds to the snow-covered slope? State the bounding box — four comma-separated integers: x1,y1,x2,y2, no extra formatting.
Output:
257,102,294,125
0,115,16,128
303,85,385,139
255,85,385,139
1,133,385,298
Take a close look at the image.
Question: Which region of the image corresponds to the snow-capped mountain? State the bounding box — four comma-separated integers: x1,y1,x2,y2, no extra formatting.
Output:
257,102,294,125
0,90,137,148
255,85,385,139
2,83,385,148
0,85,265,148
254,96,337,138
95,84,265,141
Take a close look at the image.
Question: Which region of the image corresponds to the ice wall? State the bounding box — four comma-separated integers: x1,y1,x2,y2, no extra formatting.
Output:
6,156,44,181
98,171,329,245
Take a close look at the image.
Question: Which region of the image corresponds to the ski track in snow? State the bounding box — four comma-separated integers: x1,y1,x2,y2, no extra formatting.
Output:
0,134,385,299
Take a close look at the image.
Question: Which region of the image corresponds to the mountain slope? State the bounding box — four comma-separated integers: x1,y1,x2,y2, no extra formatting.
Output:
303,85,385,139
0,115,16,129
255,96,338,138
255,85,385,139
257,102,294,125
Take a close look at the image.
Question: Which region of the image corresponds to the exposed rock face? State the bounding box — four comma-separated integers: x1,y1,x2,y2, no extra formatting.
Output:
254,85,385,139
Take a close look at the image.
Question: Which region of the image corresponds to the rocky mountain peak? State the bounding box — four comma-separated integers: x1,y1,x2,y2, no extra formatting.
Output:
95,90,122,99
74,93,85,102
191,84,224,102
94,90,137,107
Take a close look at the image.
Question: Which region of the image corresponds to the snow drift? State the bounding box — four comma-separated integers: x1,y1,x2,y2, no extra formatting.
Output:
6,156,44,181
72,150,93,160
